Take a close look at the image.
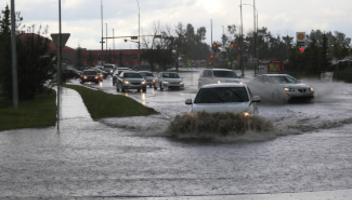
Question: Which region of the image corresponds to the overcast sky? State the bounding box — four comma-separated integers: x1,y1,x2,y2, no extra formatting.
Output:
2,0,352,50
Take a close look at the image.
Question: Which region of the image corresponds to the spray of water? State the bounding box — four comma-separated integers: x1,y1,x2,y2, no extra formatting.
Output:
166,111,275,140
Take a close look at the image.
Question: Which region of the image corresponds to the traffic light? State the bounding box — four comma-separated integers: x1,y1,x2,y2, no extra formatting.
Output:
237,55,241,62
210,54,214,63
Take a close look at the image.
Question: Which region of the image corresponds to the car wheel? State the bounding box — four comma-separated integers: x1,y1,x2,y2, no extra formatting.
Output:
149,85,152,88
142,88,146,93
116,85,119,92
113,80,116,86
154,84,157,90
160,83,164,91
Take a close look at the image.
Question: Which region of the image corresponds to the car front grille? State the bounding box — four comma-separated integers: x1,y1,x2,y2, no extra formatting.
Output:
298,89,307,93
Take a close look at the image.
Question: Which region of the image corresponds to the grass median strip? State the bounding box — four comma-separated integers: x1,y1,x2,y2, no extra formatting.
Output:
0,89,56,131
63,84,158,120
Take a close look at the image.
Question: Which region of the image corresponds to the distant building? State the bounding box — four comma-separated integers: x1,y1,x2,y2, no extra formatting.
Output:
22,33,144,67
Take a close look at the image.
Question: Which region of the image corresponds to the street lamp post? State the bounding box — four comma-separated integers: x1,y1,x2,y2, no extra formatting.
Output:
100,0,104,65
244,3,258,75
106,23,108,63
136,0,140,65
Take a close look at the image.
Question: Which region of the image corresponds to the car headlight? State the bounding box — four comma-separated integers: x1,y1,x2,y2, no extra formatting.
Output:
309,87,314,91
239,81,243,84
152,79,155,83
83,76,87,79
180,82,184,85
124,80,129,84
242,112,251,117
217,80,221,84
95,76,98,79
141,80,146,84
162,81,169,84
284,87,295,92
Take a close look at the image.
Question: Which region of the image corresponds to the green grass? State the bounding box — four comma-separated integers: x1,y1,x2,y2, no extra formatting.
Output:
63,84,158,120
0,90,56,131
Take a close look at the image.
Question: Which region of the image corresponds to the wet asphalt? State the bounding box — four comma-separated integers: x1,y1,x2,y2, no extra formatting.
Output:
1,68,352,199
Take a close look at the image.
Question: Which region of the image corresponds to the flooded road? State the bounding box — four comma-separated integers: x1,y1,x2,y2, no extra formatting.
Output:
1,69,352,199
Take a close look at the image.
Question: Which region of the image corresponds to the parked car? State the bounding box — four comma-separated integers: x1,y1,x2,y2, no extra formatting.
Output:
103,64,116,76
112,68,130,85
116,71,147,92
247,74,315,103
185,83,261,115
155,72,184,90
198,68,241,89
80,70,100,84
139,71,156,88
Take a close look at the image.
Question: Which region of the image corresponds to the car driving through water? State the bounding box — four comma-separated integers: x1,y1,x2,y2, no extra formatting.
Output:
247,74,315,103
198,68,242,89
185,83,261,116
155,72,184,90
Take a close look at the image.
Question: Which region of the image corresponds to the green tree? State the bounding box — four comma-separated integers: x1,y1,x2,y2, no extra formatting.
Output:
87,50,94,67
0,5,55,100
318,34,331,71
75,46,84,70
118,51,124,67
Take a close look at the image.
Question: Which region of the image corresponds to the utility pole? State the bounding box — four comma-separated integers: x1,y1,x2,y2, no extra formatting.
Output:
253,0,257,76
100,0,104,65
10,0,18,108
105,23,108,63
240,0,244,77
113,29,115,64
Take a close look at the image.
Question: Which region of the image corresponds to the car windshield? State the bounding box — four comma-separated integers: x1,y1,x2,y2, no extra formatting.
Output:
270,75,298,84
104,66,113,69
213,70,238,78
124,73,143,78
194,87,249,103
162,73,180,78
140,72,154,77
83,71,97,75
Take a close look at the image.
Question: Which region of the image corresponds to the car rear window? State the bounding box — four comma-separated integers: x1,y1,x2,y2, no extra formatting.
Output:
195,87,249,103
213,70,238,78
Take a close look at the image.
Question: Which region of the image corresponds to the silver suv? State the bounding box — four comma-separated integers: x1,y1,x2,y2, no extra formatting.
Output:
198,68,241,89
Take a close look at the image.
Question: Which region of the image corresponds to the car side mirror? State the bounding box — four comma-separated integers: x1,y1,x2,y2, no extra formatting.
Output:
252,95,261,102
185,99,193,105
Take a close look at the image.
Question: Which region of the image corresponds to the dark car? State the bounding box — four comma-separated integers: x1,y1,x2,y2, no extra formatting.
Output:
80,70,100,84
116,71,146,92
63,69,81,79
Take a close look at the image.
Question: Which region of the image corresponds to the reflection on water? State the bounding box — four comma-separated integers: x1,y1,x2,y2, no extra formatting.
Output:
141,93,146,105
99,81,103,87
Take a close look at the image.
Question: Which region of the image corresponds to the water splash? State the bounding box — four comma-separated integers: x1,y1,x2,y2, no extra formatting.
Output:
166,111,275,140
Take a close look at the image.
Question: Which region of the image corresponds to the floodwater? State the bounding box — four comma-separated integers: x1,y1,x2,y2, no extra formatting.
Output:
1,69,352,199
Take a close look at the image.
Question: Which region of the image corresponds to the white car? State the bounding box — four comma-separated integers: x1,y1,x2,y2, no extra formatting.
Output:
185,83,261,116
155,72,184,90
247,74,315,103
198,68,241,89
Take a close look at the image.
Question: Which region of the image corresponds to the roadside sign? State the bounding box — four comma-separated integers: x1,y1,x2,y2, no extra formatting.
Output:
50,33,70,48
